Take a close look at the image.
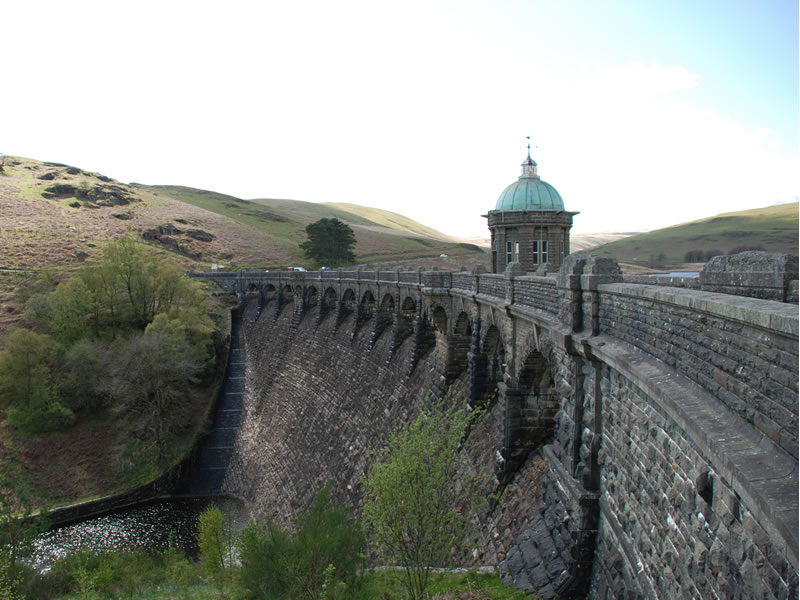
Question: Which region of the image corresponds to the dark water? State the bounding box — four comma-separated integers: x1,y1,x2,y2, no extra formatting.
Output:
26,496,248,572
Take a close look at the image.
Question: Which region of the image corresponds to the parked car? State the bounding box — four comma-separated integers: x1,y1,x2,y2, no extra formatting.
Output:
287,266,307,272
320,266,332,270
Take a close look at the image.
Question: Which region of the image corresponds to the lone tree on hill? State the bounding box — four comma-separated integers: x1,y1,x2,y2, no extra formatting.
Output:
300,218,356,267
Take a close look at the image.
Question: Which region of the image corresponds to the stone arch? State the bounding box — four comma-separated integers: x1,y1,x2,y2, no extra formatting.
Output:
274,284,294,319
320,287,337,320
454,311,471,337
262,283,277,305
473,324,506,406
513,346,558,456
360,290,376,322
432,305,447,335
341,288,357,313
373,293,395,344
280,285,294,304
392,296,416,351
445,311,472,382
399,296,416,328
305,285,319,309
245,282,260,297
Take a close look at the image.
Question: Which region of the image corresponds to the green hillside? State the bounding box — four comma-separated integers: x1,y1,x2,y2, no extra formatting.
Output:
323,202,456,239
587,203,798,268
139,185,481,268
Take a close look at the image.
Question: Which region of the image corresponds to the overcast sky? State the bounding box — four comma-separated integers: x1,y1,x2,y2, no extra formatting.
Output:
3,0,798,237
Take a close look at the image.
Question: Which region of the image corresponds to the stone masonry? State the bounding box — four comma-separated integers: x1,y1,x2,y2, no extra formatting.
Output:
194,251,798,599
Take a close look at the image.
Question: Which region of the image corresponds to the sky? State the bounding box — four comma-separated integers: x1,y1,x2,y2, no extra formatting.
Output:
3,0,798,238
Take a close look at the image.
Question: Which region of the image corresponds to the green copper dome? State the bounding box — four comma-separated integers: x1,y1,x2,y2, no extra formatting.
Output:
494,154,565,211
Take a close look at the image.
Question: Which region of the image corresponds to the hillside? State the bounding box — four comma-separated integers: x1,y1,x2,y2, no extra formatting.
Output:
587,203,798,269
0,157,484,275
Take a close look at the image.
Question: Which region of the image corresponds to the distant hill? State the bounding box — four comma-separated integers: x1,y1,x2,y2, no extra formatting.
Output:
0,157,484,275
586,203,798,269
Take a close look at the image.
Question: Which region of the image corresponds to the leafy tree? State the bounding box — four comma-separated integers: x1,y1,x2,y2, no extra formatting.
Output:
197,503,233,590
0,328,75,433
47,276,92,347
106,327,203,468
237,487,365,599
300,218,356,267
0,329,53,411
362,399,489,600
59,339,107,411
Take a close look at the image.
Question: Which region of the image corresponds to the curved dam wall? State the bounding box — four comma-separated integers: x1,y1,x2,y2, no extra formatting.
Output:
201,251,798,599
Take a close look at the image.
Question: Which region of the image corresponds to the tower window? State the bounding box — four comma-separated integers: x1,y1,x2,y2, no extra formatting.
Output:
533,240,549,265
506,241,519,264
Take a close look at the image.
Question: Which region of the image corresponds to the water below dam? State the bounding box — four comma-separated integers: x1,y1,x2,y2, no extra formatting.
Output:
26,496,248,572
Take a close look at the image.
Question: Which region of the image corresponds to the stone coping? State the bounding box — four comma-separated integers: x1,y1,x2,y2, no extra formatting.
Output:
584,335,799,571
599,283,799,337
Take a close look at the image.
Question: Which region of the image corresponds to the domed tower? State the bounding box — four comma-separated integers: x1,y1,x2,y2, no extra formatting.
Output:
485,145,578,273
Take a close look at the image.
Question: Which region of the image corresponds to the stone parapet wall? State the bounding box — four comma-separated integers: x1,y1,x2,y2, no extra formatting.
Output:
512,276,559,316
623,274,702,289
477,274,505,298
593,363,797,599
597,283,799,456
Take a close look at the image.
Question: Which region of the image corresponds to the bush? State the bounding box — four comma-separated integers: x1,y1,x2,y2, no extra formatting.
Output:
237,487,366,599
197,503,233,589
363,399,489,600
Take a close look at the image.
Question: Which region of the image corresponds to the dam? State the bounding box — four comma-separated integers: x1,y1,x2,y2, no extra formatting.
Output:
193,249,798,599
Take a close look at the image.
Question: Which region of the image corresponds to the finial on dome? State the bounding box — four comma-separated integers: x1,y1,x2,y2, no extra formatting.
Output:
521,136,538,178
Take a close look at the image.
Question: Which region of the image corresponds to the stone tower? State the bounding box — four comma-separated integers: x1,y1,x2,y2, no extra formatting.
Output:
485,147,578,273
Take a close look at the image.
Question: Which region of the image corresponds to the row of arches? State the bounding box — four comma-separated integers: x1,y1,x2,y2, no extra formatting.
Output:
245,280,559,482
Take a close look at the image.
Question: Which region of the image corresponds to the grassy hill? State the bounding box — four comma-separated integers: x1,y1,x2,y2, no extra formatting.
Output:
586,203,798,269
0,157,484,275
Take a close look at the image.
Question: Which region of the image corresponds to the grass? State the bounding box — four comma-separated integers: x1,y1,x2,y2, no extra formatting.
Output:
52,569,529,600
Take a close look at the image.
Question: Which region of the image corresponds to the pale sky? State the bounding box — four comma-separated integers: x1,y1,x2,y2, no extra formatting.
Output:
3,0,798,238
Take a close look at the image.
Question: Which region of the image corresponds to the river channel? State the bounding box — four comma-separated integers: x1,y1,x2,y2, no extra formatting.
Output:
26,496,248,572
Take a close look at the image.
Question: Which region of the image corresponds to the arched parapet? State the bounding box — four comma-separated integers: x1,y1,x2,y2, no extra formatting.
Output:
407,304,437,375
336,288,357,332
497,341,559,484
372,293,395,346
274,284,294,321
391,295,417,356
262,283,278,306
443,310,472,383
318,287,337,325
468,323,507,409
352,290,376,339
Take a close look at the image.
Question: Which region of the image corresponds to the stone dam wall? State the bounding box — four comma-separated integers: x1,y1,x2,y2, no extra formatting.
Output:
197,251,798,599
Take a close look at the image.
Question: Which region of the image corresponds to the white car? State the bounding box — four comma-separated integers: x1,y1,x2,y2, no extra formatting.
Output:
287,266,307,272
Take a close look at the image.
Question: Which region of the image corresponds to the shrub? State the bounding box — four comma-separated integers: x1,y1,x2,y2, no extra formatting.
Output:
237,487,365,599
363,399,489,600
197,503,233,589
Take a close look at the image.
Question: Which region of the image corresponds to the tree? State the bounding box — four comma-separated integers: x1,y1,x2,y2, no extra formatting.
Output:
47,276,92,347
197,503,233,590
362,399,488,600
0,328,75,433
237,487,365,599
300,218,356,267
106,328,203,468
